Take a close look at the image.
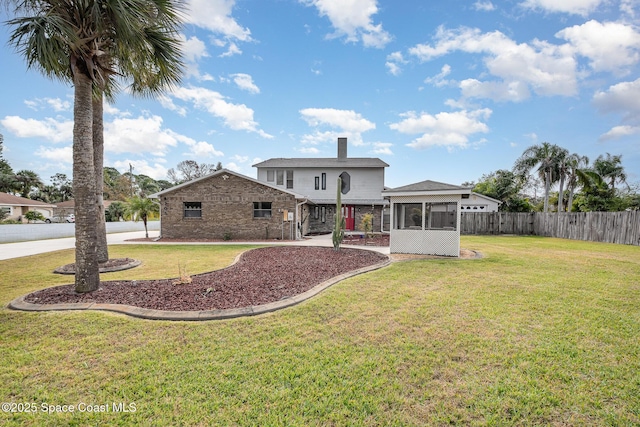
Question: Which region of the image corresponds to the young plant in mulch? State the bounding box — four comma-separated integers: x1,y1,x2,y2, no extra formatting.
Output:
172,262,192,285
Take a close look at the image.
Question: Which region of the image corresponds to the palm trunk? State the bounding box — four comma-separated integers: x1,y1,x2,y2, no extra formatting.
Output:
73,72,100,293
557,175,565,212
543,170,551,213
567,186,575,213
93,95,109,263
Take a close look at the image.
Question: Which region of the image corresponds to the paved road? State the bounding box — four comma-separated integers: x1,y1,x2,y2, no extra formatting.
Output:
0,231,388,261
0,230,160,261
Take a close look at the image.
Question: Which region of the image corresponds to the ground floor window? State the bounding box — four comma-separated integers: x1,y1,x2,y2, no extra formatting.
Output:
394,203,423,230
253,202,272,218
426,202,457,230
184,202,202,218
321,206,326,223
393,202,457,230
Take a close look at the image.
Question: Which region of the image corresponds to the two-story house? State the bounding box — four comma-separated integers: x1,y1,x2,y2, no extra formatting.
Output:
253,137,389,235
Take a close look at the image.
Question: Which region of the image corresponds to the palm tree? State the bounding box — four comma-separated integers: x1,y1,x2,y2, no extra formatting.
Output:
14,170,43,198
6,0,184,292
126,196,159,238
514,142,567,213
555,150,570,212
594,153,627,193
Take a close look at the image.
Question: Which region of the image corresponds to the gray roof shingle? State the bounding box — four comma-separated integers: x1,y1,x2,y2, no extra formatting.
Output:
383,180,469,193
253,158,389,168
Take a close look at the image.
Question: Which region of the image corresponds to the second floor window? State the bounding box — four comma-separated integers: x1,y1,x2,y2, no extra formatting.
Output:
286,170,294,189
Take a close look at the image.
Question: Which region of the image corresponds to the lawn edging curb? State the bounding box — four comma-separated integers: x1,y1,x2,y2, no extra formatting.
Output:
8,256,391,321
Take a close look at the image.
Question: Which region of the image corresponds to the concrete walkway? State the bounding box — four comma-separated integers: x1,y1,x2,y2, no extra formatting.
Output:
0,230,389,260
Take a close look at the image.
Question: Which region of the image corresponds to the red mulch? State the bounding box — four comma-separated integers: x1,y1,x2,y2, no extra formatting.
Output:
25,247,388,311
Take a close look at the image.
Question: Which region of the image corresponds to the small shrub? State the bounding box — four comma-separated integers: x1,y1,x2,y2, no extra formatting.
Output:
223,232,232,241
359,213,373,238
172,263,192,285
24,211,45,223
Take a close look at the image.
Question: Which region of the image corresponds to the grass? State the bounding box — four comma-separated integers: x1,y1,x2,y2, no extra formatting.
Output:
0,237,639,426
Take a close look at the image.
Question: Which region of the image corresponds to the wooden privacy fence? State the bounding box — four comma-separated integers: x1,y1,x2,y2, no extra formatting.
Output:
460,211,640,246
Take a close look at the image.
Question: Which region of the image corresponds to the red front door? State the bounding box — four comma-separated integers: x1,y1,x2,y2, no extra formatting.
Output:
343,205,355,231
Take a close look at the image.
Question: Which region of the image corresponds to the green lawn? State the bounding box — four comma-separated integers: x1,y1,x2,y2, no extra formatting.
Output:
1,237,639,426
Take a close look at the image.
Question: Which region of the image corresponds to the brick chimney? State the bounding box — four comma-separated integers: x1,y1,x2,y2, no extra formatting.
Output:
337,137,347,160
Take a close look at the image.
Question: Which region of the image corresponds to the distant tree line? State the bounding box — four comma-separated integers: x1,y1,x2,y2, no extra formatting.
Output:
465,143,637,212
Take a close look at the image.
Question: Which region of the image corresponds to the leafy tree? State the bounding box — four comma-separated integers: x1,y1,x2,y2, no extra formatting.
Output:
105,201,127,222
167,160,219,184
126,196,158,238
594,153,627,193
15,170,43,198
473,170,532,212
24,210,45,223
6,0,185,292
514,142,568,212
136,174,161,197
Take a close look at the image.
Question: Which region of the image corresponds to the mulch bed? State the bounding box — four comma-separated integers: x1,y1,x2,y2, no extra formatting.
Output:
54,258,141,274
25,247,388,311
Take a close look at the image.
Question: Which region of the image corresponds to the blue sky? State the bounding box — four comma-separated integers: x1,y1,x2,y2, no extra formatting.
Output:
1,0,639,189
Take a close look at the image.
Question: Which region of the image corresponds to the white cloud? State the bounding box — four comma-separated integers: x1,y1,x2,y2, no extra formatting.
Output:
300,108,376,133
185,0,251,41
474,1,496,11
556,20,640,74
171,86,273,138
297,147,321,154
179,34,213,80
425,64,453,87
105,115,179,155
113,159,168,181
408,26,578,100
34,145,72,163
599,125,640,141
593,78,640,117
301,0,392,48
230,73,260,94
460,79,531,102
181,34,209,63
0,116,73,143
385,51,406,76
520,0,605,16
24,97,71,112
158,95,188,117
593,78,640,140
389,109,492,150
219,42,242,57
371,142,393,155
231,154,249,163
300,107,376,146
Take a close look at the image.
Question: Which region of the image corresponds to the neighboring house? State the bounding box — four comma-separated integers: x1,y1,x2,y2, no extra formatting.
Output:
461,192,501,212
253,137,389,235
382,180,471,257
151,169,305,240
54,199,115,217
0,193,55,222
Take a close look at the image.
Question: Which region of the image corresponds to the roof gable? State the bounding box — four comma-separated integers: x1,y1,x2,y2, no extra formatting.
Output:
0,193,56,207
150,169,307,199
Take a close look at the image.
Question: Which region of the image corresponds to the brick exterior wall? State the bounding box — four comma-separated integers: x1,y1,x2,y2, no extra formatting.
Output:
306,204,384,234
159,173,298,240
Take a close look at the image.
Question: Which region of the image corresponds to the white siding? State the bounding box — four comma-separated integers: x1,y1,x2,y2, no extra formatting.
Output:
257,167,384,200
